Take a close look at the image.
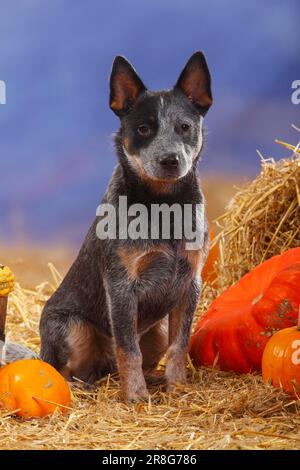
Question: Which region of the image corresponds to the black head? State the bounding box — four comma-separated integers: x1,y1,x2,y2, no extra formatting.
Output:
109,52,212,188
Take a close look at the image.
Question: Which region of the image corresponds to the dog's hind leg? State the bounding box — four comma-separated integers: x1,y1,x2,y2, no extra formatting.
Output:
40,314,115,386
40,310,71,373
60,321,116,385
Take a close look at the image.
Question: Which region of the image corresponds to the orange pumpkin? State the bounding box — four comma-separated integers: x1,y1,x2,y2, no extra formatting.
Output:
202,225,219,283
0,359,71,418
190,247,300,373
262,313,300,397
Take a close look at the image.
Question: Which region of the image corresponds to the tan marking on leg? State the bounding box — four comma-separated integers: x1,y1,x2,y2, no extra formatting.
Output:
165,302,188,390
62,322,114,382
165,343,187,390
65,322,95,372
116,346,149,403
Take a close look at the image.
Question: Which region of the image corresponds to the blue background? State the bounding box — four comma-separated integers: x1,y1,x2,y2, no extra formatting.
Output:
0,0,299,244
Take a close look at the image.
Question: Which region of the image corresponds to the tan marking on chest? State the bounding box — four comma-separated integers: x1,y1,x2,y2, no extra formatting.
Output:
142,175,177,193
117,246,171,279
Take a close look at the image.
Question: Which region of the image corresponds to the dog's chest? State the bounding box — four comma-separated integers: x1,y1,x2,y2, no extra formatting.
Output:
117,243,203,289
116,243,204,331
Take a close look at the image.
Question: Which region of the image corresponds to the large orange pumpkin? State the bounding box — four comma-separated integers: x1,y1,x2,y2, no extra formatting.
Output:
262,315,300,397
0,359,71,418
190,247,300,373
202,225,219,283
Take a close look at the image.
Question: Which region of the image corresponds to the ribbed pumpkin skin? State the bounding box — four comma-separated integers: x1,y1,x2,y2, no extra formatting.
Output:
190,248,300,373
262,326,300,396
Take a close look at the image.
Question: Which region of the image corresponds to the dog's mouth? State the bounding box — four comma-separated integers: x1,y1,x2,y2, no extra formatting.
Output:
155,170,182,181
141,155,181,181
144,164,183,182
139,167,183,186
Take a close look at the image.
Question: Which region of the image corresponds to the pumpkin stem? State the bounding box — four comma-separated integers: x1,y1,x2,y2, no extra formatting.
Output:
298,306,300,331
0,296,7,342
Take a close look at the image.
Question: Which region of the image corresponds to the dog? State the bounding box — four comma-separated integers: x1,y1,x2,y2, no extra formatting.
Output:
40,51,213,403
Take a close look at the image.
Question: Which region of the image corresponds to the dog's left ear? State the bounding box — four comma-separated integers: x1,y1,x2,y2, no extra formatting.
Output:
175,51,212,114
110,56,146,117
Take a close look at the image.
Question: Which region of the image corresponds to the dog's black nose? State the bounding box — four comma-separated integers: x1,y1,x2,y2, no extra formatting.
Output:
159,153,179,169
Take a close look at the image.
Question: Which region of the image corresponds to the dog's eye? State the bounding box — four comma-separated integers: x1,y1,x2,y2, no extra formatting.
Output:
181,123,190,132
137,124,151,136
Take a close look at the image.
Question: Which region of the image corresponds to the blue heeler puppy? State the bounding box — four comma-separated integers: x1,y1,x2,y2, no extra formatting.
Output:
40,52,213,403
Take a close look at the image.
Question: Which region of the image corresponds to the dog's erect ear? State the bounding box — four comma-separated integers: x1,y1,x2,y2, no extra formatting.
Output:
175,51,212,114
109,56,146,117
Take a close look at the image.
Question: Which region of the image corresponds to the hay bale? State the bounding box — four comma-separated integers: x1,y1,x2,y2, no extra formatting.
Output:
215,139,300,290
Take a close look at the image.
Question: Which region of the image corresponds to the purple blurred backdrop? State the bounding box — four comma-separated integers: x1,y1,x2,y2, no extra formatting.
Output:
0,0,299,244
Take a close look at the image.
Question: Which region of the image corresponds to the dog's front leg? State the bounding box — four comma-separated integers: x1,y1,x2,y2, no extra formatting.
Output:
108,286,149,403
165,281,200,391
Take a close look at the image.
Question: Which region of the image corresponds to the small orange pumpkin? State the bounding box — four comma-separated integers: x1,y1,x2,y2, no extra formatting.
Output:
262,311,300,397
202,225,219,283
0,359,71,417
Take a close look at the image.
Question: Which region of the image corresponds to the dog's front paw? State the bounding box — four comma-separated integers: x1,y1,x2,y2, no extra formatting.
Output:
117,349,150,403
166,372,187,393
122,380,150,404
144,372,166,387
165,353,187,392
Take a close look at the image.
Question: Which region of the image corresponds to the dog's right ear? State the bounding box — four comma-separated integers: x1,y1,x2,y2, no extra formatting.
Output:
109,56,146,117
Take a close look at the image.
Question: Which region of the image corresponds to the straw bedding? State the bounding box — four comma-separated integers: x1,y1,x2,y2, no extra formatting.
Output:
1,137,300,450
215,134,300,290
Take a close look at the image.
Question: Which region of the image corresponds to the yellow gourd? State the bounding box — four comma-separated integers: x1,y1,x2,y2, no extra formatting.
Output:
0,265,14,297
